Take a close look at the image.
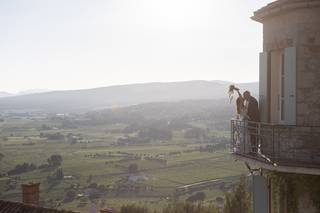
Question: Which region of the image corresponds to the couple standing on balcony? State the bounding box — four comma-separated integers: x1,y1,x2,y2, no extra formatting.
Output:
229,85,260,154
229,85,259,123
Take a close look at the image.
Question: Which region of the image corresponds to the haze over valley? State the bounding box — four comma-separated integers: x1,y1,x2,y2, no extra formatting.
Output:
0,81,258,113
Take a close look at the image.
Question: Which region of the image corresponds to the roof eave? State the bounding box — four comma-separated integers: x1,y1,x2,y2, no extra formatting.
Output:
251,15,263,23
251,0,320,24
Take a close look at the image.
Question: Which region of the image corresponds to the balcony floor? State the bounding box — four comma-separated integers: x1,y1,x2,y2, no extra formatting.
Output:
231,152,320,176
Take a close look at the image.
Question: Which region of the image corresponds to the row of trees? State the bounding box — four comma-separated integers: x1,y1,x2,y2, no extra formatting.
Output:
40,132,65,140
117,126,229,145
116,126,173,145
7,163,37,176
7,154,63,176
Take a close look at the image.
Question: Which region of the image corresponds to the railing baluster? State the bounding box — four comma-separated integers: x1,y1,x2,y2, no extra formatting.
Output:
230,120,233,153
243,121,246,154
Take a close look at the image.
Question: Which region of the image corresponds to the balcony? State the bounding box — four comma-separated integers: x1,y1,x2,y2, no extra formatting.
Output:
230,119,320,174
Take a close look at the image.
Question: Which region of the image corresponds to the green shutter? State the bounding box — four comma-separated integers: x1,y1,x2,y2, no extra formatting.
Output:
284,47,296,125
259,52,269,122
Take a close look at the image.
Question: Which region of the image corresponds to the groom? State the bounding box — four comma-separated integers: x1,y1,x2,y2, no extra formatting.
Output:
243,91,259,153
243,91,259,122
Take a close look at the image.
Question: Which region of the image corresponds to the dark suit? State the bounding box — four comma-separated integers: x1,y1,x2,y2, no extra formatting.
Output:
247,96,259,153
247,96,259,122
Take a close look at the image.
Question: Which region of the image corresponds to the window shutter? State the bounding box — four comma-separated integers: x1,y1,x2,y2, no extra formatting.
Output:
253,175,269,213
284,47,296,125
259,52,269,122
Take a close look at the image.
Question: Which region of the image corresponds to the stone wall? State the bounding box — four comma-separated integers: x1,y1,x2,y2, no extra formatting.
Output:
259,125,320,166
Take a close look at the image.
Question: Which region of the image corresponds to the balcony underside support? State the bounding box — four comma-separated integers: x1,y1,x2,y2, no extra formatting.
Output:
232,153,320,176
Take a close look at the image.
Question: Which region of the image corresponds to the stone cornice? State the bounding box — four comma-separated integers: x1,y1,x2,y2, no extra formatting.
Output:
252,0,320,23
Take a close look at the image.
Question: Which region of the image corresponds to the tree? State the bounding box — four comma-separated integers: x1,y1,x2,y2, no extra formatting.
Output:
56,168,64,180
128,163,138,173
224,176,252,213
184,127,206,139
41,124,51,130
120,204,149,213
138,127,172,141
47,154,63,167
64,189,77,203
186,192,206,203
162,202,220,213
47,168,64,185
45,132,65,140
88,182,98,189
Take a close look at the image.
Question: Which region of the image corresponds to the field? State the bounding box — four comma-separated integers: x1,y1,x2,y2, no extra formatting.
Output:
0,112,246,212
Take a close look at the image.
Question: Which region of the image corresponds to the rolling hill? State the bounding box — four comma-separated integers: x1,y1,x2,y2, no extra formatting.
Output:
0,81,258,113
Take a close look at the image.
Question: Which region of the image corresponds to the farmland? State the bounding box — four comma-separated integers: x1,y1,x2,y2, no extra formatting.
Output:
0,100,246,212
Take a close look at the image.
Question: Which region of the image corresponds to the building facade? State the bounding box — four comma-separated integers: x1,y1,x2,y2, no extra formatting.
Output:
231,0,320,213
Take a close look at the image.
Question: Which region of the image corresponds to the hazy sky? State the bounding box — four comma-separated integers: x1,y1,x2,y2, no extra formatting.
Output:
0,0,271,93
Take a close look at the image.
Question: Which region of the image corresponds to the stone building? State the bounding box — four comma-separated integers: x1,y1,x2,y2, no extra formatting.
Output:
231,0,320,213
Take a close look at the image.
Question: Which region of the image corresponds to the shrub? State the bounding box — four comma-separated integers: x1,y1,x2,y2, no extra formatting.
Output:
120,204,149,213
128,163,138,173
224,176,252,213
162,202,220,213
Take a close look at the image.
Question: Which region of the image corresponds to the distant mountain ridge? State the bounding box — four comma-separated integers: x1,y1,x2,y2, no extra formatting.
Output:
0,92,12,98
18,89,52,95
0,89,51,98
0,81,258,113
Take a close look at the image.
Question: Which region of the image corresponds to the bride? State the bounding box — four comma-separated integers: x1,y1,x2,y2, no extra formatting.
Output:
229,84,249,153
228,85,249,120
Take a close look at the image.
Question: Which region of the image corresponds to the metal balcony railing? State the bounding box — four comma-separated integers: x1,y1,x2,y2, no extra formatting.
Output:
230,119,320,169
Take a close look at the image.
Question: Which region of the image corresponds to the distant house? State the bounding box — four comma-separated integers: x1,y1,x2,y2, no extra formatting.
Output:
231,0,320,213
